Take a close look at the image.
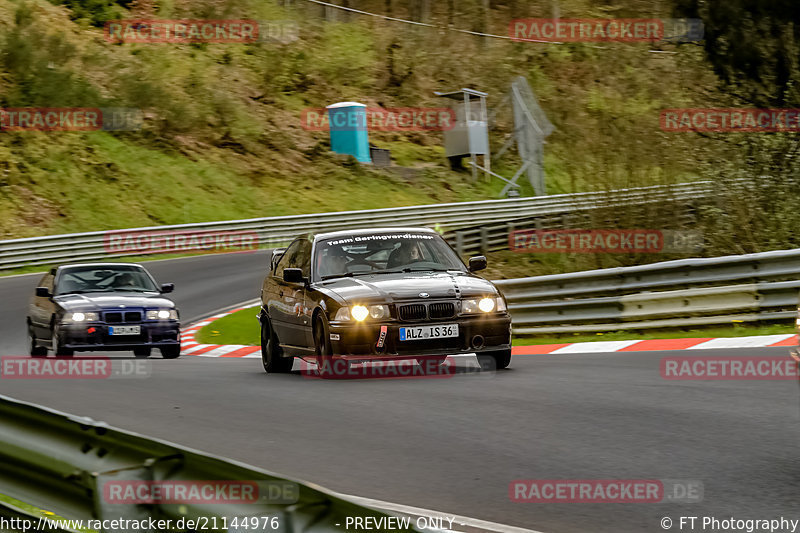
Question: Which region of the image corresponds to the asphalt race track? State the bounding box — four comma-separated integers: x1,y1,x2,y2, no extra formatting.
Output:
1,252,799,533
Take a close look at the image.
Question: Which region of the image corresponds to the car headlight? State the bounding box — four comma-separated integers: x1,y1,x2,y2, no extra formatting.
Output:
351,305,369,322
369,305,389,319
69,312,98,322
146,309,178,320
334,305,390,321
462,297,503,314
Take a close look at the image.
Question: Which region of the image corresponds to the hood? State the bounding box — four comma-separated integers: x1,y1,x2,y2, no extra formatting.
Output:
318,271,498,303
53,292,176,312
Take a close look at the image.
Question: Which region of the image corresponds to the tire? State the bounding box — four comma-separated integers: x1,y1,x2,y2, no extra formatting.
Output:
160,345,181,359
478,348,512,370
133,348,151,358
313,315,339,378
28,324,47,358
261,315,292,373
53,324,74,357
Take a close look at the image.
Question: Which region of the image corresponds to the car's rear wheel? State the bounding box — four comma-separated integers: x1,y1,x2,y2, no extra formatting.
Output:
261,315,292,373
160,345,181,359
133,348,151,358
478,348,512,370
53,325,74,357
28,325,47,358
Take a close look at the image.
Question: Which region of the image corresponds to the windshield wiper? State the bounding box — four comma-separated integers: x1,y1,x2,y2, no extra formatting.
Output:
400,267,450,272
321,270,401,280
58,289,109,295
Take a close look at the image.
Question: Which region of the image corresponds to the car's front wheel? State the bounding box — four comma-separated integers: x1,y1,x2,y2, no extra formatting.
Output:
314,315,340,378
28,324,47,358
478,348,512,370
53,324,74,357
261,315,292,373
160,345,181,359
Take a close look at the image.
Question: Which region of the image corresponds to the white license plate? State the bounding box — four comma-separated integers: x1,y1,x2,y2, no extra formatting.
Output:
109,326,141,336
399,324,458,341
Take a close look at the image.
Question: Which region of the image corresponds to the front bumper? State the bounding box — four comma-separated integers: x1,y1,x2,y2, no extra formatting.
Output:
59,321,180,351
327,314,511,360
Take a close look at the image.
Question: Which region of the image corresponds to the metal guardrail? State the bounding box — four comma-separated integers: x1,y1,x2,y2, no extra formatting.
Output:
0,181,714,270
495,248,800,334
0,394,424,533
450,187,703,256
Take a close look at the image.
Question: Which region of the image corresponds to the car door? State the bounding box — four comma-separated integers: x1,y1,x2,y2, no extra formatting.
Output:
30,270,56,340
269,239,311,349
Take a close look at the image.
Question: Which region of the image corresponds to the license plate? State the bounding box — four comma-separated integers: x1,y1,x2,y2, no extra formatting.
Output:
109,326,140,336
399,324,458,341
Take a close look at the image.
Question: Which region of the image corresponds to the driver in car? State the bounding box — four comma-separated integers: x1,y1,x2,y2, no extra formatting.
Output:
114,272,138,289
317,246,349,278
387,241,423,269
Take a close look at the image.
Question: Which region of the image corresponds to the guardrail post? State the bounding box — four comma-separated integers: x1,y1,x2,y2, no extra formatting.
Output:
455,231,465,256
480,227,489,256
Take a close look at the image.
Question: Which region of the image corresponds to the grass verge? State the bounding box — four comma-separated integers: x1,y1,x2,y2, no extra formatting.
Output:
195,308,796,347
195,306,261,345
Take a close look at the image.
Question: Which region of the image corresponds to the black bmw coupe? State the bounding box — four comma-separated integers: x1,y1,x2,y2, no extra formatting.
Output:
259,228,512,375
27,263,181,358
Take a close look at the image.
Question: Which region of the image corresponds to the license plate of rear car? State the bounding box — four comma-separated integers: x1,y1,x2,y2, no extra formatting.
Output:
399,324,458,341
109,326,141,336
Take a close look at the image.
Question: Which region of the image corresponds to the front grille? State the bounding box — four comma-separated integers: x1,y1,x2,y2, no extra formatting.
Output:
399,304,426,321
104,311,141,323
428,302,455,319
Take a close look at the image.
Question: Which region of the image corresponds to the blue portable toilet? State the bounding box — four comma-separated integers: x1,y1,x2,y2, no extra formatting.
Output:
327,102,371,163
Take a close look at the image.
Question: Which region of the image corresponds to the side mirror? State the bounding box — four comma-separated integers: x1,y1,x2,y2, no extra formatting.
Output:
35,287,51,298
283,268,305,284
468,256,487,272
160,283,174,294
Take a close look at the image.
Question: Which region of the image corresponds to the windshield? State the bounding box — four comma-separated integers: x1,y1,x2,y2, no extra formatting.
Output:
54,265,160,295
313,232,466,280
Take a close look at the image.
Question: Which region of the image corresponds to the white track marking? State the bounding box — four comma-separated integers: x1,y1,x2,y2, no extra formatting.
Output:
688,334,796,350
195,345,250,357
549,340,642,354
182,344,214,354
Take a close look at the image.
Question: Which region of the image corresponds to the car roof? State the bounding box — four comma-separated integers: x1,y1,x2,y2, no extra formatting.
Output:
314,227,438,241
57,263,146,270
